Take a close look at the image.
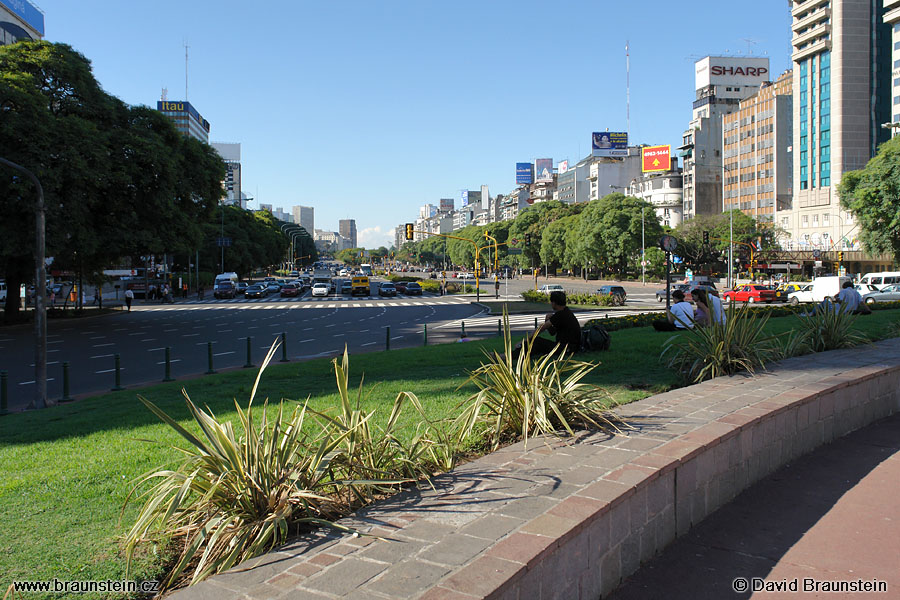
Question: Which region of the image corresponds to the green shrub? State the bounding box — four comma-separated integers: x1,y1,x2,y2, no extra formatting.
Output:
794,305,869,352
454,314,628,450
660,303,782,383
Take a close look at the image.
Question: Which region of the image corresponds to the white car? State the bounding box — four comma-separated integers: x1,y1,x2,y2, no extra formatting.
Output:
787,284,814,305
538,284,565,294
311,283,329,297
457,272,476,280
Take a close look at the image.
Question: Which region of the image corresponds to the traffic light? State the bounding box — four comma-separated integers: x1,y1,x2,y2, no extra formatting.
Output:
702,230,709,245
405,223,414,240
525,233,532,245
839,251,844,262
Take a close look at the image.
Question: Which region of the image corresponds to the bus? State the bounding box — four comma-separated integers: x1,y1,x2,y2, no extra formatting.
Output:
360,264,373,276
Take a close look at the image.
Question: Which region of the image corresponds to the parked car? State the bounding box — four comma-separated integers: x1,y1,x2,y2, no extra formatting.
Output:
379,282,397,297
405,282,423,295
457,272,476,280
214,281,236,299
537,284,565,294
280,283,300,297
656,283,691,302
245,284,267,299
311,283,329,297
861,284,900,305
394,281,408,293
722,284,777,304
596,285,626,305
234,281,248,295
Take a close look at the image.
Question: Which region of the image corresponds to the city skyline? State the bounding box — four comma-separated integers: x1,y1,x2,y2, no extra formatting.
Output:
35,1,791,247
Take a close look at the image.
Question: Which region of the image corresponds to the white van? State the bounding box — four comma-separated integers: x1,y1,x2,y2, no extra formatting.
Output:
214,272,239,285
857,272,900,291
811,275,852,302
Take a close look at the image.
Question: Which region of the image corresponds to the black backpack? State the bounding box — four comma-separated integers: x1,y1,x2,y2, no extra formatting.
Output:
581,324,611,352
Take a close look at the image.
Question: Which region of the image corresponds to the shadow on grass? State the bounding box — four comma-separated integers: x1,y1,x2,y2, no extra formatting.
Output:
0,328,681,447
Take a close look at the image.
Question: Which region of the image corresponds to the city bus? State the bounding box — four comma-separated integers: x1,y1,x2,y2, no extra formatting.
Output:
360,264,373,276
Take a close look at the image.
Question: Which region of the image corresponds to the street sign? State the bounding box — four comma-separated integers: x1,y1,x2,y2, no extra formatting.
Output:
812,249,821,258
216,237,232,247
507,248,522,255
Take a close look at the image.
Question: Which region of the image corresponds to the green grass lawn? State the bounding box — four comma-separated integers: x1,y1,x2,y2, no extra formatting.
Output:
2,308,898,597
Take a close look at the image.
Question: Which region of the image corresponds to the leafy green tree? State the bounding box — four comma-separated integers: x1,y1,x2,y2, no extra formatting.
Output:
571,194,661,276
0,41,225,314
673,211,776,269
839,135,900,262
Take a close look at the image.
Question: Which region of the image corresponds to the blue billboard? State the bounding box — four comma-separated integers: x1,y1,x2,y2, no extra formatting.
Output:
461,190,468,207
592,131,628,157
516,162,533,185
1,0,45,36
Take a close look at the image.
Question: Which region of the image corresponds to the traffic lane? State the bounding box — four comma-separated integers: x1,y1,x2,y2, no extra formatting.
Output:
0,301,484,409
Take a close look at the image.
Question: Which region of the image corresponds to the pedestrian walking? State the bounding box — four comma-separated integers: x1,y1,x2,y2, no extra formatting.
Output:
92,288,100,306
49,290,55,307
182,283,188,298
124,288,134,311
495,278,500,299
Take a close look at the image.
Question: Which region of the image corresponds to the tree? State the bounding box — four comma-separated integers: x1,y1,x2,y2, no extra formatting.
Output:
0,41,225,315
572,194,662,276
673,211,777,270
839,135,900,262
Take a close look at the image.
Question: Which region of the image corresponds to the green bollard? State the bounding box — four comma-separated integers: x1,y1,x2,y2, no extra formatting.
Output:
205,341,217,374
0,370,7,415
280,332,289,362
163,347,175,382
498,319,502,336
111,354,124,391
60,362,72,402
244,336,254,368
423,323,427,346
385,326,390,351
461,321,466,338
535,316,539,328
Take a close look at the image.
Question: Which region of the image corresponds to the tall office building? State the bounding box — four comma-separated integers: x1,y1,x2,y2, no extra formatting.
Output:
789,0,891,250
211,143,242,207
339,219,357,248
680,56,771,220
0,0,43,46
886,0,900,136
722,70,793,226
292,206,314,234
156,100,210,143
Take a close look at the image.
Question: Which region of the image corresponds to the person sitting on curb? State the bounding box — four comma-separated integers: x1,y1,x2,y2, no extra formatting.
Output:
652,290,694,331
834,280,865,314
511,290,581,361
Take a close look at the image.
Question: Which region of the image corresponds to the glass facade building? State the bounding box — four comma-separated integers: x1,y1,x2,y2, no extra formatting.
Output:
156,101,210,143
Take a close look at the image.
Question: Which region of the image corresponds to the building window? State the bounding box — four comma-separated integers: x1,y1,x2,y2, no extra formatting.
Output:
812,214,818,226
802,215,809,227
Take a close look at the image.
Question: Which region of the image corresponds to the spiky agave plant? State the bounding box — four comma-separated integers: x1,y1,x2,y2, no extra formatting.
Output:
661,302,782,383
124,341,357,589
795,304,868,352
454,311,627,450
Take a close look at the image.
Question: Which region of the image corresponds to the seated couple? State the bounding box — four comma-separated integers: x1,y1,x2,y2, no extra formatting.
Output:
653,289,725,332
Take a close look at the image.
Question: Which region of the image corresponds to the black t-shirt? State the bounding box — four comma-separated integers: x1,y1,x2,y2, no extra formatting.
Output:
548,306,581,352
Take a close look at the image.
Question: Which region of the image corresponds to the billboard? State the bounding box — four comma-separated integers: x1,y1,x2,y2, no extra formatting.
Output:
439,198,454,212
461,190,469,207
558,160,569,175
516,162,533,185
592,132,628,157
156,100,211,132
642,145,671,172
535,159,553,183
694,56,770,90
0,0,44,36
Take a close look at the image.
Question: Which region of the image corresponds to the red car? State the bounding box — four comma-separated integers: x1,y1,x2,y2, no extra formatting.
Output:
722,284,777,304
394,281,408,293
280,283,301,297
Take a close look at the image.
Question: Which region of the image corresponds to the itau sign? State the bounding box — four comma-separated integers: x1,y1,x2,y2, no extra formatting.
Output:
642,145,670,172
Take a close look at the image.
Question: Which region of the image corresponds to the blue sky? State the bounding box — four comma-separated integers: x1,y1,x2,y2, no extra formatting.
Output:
36,1,792,248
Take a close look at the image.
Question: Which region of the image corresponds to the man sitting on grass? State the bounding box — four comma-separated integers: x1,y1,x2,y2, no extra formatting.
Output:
511,290,581,361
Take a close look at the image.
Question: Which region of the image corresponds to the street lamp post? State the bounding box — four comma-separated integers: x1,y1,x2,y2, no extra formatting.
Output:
0,157,48,409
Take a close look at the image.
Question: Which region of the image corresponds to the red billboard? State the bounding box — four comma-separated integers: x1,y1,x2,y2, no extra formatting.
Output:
642,145,670,172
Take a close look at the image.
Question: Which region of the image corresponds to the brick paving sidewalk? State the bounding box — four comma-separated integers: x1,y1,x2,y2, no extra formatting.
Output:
608,414,900,600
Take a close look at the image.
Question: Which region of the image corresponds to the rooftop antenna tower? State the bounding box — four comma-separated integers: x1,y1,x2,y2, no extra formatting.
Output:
160,87,167,101
184,41,189,101
626,40,630,139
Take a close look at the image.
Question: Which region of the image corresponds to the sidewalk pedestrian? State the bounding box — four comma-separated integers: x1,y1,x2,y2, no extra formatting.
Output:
495,278,500,299
92,288,100,306
124,288,134,311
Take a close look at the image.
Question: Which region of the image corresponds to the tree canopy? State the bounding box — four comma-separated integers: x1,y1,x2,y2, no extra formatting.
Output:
839,135,900,262
0,41,226,313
